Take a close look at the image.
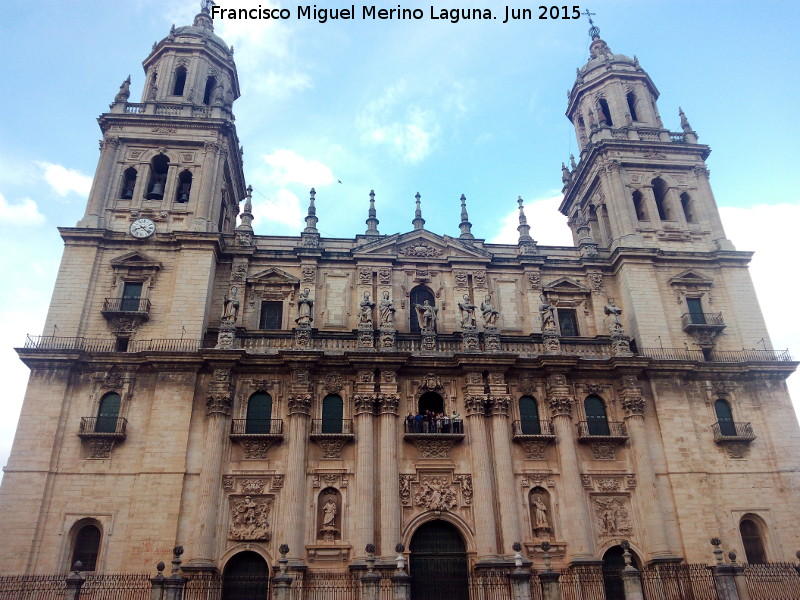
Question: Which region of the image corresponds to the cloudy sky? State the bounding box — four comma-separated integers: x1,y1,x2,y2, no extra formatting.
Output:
0,0,798,478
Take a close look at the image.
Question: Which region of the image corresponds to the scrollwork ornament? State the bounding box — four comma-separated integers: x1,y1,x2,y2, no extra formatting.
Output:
464,395,487,416
288,395,312,416
548,396,573,418
354,395,376,415
620,395,646,417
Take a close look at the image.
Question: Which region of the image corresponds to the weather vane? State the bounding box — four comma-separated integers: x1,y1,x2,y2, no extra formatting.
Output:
582,9,600,38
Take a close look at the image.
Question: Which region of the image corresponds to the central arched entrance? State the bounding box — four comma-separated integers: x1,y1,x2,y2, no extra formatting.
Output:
409,520,468,600
222,551,269,600
602,545,640,600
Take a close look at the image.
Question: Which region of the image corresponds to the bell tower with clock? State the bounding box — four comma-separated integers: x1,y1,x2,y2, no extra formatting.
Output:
77,3,246,235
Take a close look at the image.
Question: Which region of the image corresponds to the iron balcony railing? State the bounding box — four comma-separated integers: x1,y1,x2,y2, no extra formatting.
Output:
681,311,725,329
230,419,284,437
310,419,354,436
512,419,555,438
639,347,792,362
103,297,151,313
712,421,756,442
576,420,627,440
78,416,128,438
23,335,201,353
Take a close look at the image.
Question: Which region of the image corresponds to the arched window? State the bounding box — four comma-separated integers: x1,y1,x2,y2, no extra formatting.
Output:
120,167,137,199
418,392,444,415
680,192,695,223
409,286,436,334
321,394,343,434
203,76,217,105
175,170,192,203
173,66,187,96
626,92,639,122
740,518,767,563
95,392,121,433
519,396,541,435
632,190,647,221
71,522,101,571
246,392,273,434
652,178,670,221
714,399,736,436
147,154,170,200
598,98,613,126
585,395,610,436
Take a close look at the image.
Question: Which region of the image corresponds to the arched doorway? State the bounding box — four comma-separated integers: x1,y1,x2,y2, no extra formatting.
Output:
410,286,435,333
222,551,269,600
409,520,469,600
418,392,444,415
602,545,640,600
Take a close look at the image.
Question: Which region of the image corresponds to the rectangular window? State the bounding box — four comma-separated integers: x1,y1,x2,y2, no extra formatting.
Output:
557,309,579,337
686,297,705,324
259,301,283,330
121,282,143,311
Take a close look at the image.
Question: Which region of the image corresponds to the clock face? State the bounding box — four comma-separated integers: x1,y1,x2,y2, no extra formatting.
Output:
130,218,156,238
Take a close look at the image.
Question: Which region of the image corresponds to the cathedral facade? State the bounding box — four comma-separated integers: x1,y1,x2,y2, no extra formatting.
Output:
1,5,798,584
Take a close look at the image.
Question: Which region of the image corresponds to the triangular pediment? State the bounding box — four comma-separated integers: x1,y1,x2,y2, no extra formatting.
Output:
543,277,589,294
249,267,299,285
668,269,713,287
110,251,161,269
353,230,492,260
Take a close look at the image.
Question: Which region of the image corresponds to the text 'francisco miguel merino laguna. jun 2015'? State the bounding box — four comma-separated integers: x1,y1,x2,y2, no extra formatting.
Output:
210,4,584,25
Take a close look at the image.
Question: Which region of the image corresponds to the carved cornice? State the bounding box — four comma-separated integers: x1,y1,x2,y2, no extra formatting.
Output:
489,396,511,417
354,394,376,415
288,395,312,416
464,395,488,416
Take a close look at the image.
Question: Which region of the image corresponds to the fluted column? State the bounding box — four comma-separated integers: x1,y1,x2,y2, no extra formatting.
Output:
600,159,639,242
619,374,673,560
80,136,121,227
189,367,233,568
283,393,312,562
546,373,594,562
379,389,401,556
464,394,499,558
353,392,377,560
488,395,522,555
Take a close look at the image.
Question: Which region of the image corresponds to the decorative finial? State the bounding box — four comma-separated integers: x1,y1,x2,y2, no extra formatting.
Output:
114,75,131,103
194,1,215,30
517,196,532,242
458,194,474,240
412,192,425,230
583,8,599,38
365,189,380,236
236,185,254,237
561,162,570,185
570,154,577,170
303,188,319,234
679,107,693,133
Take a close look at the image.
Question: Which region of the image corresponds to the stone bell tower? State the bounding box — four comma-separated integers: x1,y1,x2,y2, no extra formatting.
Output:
560,20,734,253
78,3,246,234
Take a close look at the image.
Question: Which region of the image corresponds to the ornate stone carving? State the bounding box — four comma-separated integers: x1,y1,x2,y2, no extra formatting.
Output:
382,370,397,384
485,329,501,352
241,440,276,459
522,474,555,488
490,396,511,416
473,270,487,288
548,396,573,418
621,395,646,417
301,266,316,282
358,370,375,383
317,439,348,459
294,324,312,348
625,475,637,489
521,440,548,460
581,475,592,488
454,475,473,505
354,395,375,415
589,441,617,460
725,443,748,459
222,477,235,491
357,325,374,349
380,394,399,415
379,329,396,350
464,395,487,416
462,326,479,351
421,331,436,351
420,373,444,392
399,475,413,505
270,475,284,490
527,272,541,289
322,372,344,394
594,497,633,537
241,479,268,494
358,268,372,285
207,368,233,416
293,368,311,385
596,478,621,492
288,395,312,416
378,267,392,285
398,242,443,257
413,476,458,511
229,495,272,541
454,270,468,287
588,273,603,291
87,439,115,459
410,437,458,459
518,374,536,395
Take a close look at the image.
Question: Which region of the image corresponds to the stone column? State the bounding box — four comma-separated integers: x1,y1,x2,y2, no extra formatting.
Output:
692,165,735,250
353,380,377,561
378,369,401,556
464,387,499,558
282,393,312,562
619,375,672,561
80,136,121,228
546,373,594,562
487,375,521,554
64,568,85,600
188,366,233,568
600,159,639,243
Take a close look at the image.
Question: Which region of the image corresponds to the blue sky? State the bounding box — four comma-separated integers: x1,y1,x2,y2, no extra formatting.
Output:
1,0,798,476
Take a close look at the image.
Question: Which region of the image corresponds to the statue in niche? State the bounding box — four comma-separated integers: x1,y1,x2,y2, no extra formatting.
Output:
318,491,340,542
296,287,314,325
359,291,375,325
379,291,396,328
604,297,624,332
221,287,240,324
322,496,337,527
458,294,477,328
415,299,438,330
480,294,500,327
539,294,556,332
532,497,549,529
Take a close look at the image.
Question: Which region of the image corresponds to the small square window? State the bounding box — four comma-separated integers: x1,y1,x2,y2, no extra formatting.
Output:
557,309,579,337
259,301,283,330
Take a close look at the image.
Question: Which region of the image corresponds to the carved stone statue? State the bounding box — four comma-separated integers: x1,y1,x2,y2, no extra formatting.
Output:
458,294,476,328
532,496,549,529
296,287,314,325
379,291,395,328
221,288,240,324
359,291,375,325
604,297,623,331
321,497,337,527
480,295,500,327
415,300,438,331
539,294,556,332
229,495,271,541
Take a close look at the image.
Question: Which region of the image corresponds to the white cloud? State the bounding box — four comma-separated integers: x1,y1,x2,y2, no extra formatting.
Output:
36,162,92,197
262,150,335,187
251,188,303,230
0,193,45,226
489,193,571,246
